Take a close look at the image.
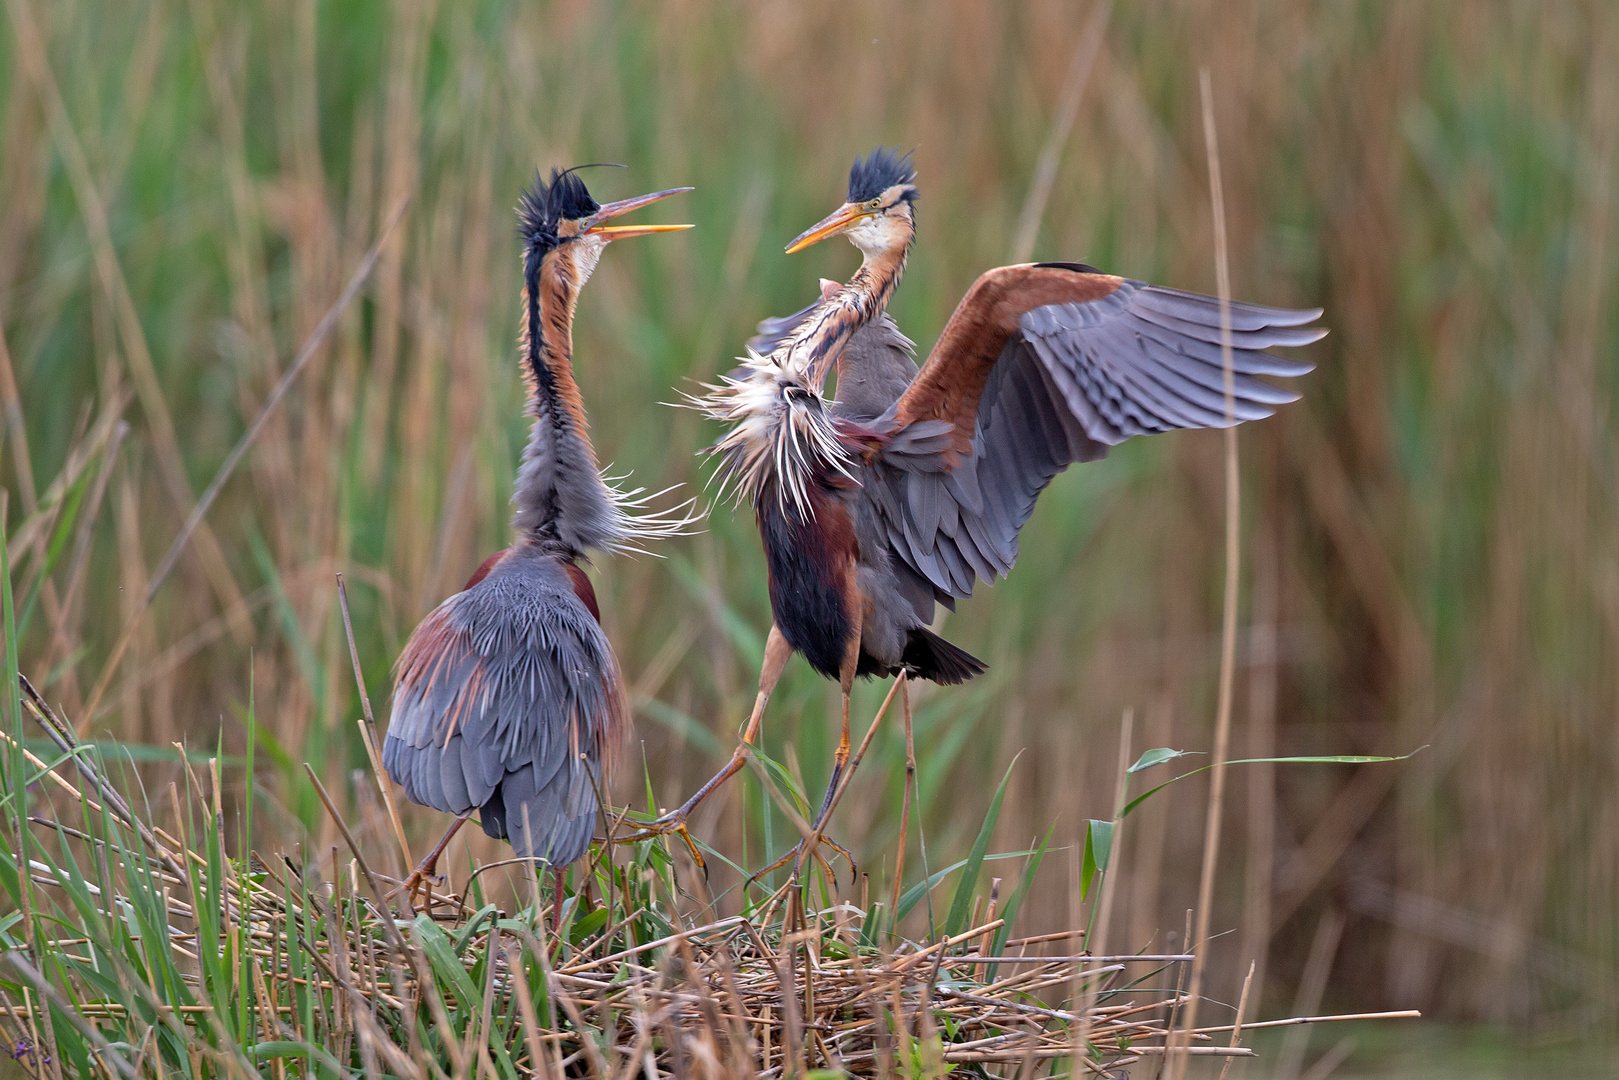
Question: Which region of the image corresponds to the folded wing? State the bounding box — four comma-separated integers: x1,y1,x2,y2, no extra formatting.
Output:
382,551,624,865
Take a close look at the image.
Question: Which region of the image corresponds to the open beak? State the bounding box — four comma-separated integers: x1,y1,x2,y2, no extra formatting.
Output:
786,201,870,254
585,186,694,240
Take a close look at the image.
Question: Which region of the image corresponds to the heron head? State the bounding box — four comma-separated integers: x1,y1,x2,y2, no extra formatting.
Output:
786,146,917,257
518,166,692,288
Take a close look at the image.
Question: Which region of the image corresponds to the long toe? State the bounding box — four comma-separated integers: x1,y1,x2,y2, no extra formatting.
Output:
615,810,688,844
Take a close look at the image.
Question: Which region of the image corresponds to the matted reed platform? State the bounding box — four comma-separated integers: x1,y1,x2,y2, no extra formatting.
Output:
0,672,1417,1078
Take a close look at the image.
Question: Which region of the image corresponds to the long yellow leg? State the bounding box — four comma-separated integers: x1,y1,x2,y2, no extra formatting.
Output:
816,632,861,824
619,625,793,863
772,634,863,884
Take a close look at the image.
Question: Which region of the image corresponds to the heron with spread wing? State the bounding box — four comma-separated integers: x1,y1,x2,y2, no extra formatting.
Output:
641,147,1324,872
383,168,693,905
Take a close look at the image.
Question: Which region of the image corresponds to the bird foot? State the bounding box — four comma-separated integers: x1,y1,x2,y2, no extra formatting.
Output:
745,831,856,892
385,857,449,912
616,811,708,878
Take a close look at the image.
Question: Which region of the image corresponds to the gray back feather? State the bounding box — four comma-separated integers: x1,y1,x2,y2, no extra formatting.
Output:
383,545,624,866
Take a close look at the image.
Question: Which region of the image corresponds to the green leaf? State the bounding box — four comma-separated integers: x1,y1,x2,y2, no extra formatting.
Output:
569,906,610,946
945,754,1019,938
1121,751,1421,818
413,915,481,1012
249,1040,350,1074
454,905,500,956
988,823,1055,975
1128,747,1195,774
896,849,1038,924
1081,819,1114,901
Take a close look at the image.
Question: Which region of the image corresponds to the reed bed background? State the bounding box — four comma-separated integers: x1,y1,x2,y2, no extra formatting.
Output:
1,0,1616,1073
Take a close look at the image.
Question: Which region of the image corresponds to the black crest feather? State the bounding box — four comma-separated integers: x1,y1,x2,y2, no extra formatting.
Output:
847,146,916,203
517,167,603,251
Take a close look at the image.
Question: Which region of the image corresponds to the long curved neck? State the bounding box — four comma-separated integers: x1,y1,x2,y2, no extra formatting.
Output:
525,253,594,459
787,217,913,388
512,248,613,553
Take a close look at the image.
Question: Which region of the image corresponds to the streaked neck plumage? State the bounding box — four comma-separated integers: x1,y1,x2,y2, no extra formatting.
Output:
513,244,607,553
787,212,914,389
512,240,695,555
700,209,914,518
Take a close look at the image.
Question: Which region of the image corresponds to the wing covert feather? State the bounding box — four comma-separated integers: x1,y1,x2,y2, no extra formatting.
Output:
868,264,1322,598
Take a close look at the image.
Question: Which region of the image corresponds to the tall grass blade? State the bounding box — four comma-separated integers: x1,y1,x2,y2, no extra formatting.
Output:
945,755,1019,938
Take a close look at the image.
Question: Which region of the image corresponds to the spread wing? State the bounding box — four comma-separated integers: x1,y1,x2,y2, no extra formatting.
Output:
382,551,625,864
869,262,1323,598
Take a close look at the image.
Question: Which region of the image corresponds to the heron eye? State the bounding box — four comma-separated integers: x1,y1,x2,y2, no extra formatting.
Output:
868,198,883,210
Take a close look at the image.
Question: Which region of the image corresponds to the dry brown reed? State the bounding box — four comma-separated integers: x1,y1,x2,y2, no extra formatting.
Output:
1,0,1616,1045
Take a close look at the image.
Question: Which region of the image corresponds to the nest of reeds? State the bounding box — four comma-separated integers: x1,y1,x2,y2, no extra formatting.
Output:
1,667,1418,1079
4,674,1241,1079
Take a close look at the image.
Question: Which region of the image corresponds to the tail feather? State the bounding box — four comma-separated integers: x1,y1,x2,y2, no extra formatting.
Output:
902,628,987,685
479,760,598,868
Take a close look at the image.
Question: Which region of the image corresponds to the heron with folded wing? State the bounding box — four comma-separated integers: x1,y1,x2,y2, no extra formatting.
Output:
382,168,694,906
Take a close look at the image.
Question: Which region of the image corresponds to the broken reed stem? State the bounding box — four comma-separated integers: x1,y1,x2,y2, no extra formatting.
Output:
1172,66,1241,1079
1196,1010,1421,1036
1216,960,1255,1080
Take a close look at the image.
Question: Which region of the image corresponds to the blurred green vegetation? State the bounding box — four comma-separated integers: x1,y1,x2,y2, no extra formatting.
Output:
1,0,1616,1066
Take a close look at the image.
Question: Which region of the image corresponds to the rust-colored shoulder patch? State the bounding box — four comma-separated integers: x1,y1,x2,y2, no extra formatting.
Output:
892,265,1123,459
393,603,466,703
464,549,508,591
565,562,601,623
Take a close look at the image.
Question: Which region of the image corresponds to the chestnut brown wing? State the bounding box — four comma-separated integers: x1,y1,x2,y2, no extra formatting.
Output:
869,263,1323,598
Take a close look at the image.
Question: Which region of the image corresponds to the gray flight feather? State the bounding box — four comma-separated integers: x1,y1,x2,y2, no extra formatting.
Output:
865,278,1322,602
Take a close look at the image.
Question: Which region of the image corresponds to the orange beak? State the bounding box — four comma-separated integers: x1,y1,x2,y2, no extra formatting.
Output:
785,201,872,254
584,186,694,239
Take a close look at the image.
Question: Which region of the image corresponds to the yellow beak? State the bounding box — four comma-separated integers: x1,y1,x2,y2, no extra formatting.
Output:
785,201,870,254
585,186,695,239
588,222,694,239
